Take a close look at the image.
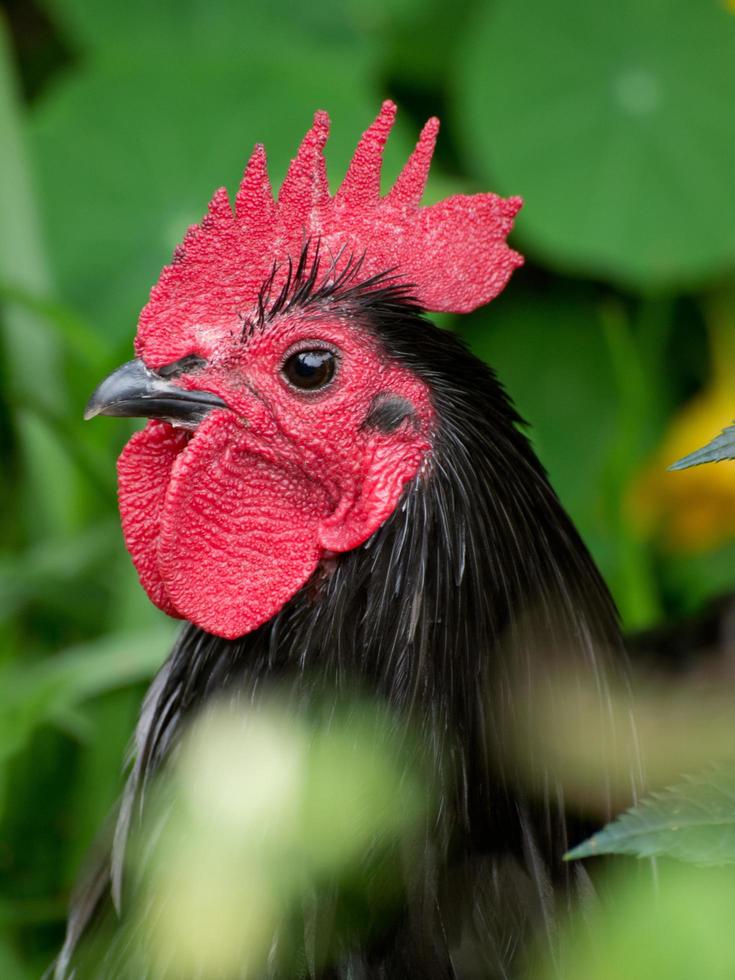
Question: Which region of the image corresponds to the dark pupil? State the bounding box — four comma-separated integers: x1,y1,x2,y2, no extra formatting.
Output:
283,350,335,391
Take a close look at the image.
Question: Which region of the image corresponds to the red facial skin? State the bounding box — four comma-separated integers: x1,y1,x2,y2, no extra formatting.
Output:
115,101,522,638
118,315,434,639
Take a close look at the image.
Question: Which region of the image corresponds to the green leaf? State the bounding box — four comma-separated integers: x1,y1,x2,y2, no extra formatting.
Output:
457,0,735,290
0,283,110,367
666,539,735,616
670,423,735,470
29,8,412,343
531,862,735,980
350,0,473,89
0,13,78,538
0,929,27,980
41,0,364,58
0,624,175,770
0,523,117,621
457,284,619,565
63,686,143,878
567,768,735,865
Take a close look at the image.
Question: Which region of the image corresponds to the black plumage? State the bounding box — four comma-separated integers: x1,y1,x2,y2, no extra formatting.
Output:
57,282,635,979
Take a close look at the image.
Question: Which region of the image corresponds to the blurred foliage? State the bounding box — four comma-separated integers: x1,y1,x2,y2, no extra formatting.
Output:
630,302,735,552
64,700,431,978
124,701,429,978
0,0,734,975
459,0,735,289
501,659,735,817
530,862,735,980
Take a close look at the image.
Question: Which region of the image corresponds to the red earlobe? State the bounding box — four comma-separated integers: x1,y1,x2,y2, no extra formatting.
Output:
118,417,429,640
118,422,190,619
157,414,331,639
318,442,427,553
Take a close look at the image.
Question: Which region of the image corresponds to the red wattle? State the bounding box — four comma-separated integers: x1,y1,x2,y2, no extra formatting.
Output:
120,413,333,639
117,421,190,618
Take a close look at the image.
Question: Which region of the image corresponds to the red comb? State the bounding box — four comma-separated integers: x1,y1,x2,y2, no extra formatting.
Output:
136,101,523,361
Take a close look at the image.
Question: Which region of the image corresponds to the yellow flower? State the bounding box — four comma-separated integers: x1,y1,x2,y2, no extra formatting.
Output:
629,379,735,553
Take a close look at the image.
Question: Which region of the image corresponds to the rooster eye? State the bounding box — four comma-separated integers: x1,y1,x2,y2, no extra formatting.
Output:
156,354,207,379
282,349,336,392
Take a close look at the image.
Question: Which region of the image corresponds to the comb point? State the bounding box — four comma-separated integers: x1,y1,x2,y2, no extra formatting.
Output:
312,109,330,142
387,115,440,209
335,101,398,208
135,102,524,364
278,109,331,214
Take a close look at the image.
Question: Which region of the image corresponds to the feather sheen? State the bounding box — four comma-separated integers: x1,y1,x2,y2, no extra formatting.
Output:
57,297,633,979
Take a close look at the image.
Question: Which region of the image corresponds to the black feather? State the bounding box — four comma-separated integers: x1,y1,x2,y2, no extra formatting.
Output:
57,284,635,979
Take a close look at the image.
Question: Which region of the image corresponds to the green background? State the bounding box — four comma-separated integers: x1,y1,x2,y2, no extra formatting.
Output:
2,0,735,974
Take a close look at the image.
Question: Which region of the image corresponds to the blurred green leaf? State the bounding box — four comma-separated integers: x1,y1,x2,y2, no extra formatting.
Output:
0,896,66,928
0,13,78,538
29,6,415,342
532,862,735,980
0,523,117,622
666,539,735,615
0,283,110,367
458,0,735,289
0,929,26,980
349,0,472,89
122,699,429,979
41,0,365,57
64,686,143,878
459,283,619,554
598,298,666,626
301,708,427,873
568,768,735,865
0,625,173,768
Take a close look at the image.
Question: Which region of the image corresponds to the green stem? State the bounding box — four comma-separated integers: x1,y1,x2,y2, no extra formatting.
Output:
704,287,735,391
0,14,78,539
600,297,663,628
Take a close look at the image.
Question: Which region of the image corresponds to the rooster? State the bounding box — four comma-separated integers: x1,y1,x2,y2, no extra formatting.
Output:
58,102,630,978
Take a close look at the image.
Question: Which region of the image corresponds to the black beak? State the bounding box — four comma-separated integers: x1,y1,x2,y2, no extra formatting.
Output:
84,358,226,426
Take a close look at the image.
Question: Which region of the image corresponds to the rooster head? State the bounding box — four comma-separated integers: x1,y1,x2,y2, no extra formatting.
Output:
85,102,523,639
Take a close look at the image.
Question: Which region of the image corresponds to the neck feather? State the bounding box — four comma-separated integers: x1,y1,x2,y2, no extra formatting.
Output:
122,312,625,856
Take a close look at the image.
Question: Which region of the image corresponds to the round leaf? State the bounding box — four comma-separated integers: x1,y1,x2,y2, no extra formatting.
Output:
29,27,412,342
458,0,735,290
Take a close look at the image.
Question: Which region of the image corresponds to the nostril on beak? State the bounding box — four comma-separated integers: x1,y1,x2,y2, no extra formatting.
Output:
85,358,227,424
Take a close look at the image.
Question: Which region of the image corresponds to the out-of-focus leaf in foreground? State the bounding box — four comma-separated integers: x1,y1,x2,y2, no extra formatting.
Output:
530,862,735,980
458,0,735,290
501,655,735,817
113,700,431,979
568,768,735,865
